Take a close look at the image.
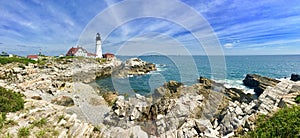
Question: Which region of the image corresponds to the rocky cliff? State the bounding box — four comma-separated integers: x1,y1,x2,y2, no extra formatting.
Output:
0,57,299,137
99,75,300,137
243,74,280,96
112,58,157,78
0,57,157,137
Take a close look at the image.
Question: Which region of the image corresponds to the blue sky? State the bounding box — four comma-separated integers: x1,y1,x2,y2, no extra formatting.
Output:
0,0,300,56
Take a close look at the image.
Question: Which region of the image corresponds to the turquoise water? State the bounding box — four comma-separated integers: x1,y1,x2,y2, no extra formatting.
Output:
96,55,300,95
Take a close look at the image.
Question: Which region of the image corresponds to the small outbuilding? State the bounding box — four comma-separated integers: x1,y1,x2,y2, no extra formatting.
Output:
27,55,39,61
103,53,115,60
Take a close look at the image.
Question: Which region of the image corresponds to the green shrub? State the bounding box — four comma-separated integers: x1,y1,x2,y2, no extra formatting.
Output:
0,87,24,129
295,95,300,103
0,112,5,129
96,58,107,64
17,127,30,137
35,130,46,138
0,87,24,113
32,118,47,127
0,57,35,65
246,106,300,137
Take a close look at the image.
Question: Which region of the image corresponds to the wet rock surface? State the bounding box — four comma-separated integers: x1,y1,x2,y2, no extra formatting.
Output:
291,73,300,81
243,74,280,96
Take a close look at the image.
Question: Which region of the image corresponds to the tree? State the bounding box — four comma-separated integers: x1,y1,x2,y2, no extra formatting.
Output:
1,51,8,56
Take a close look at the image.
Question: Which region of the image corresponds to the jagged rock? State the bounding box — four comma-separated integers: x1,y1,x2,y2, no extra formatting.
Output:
112,96,128,117
291,74,300,81
102,91,118,106
234,106,244,116
198,76,213,88
243,74,280,96
31,96,42,100
51,96,75,106
289,85,300,93
164,81,183,94
225,88,254,103
105,125,148,138
153,81,183,98
204,127,219,138
196,119,213,132
112,58,156,78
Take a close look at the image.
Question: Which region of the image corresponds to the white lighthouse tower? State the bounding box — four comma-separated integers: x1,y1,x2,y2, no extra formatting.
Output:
95,33,102,58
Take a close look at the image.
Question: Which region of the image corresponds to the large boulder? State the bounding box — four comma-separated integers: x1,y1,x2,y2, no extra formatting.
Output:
225,88,254,103
112,58,157,78
153,81,183,98
51,96,75,107
291,74,300,81
243,74,280,96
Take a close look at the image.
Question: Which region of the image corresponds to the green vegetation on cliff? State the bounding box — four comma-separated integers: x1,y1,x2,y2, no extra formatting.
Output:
0,87,24,129
246,106,300,137
296,95,300,103
0,57,36,65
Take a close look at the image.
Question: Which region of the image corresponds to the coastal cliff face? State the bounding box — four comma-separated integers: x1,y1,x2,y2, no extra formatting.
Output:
0,57,157,137
0,57,299,137
112,58,157,78
243,74,281,96
101,75,300,137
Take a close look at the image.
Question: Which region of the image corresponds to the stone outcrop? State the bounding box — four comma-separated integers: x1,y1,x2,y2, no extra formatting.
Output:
0,56,160,138
291,74,300,81
102,79,247,137
243,74,280,96
72,58,122,83
51,96,75,107
0,99,104,138
102,76,300,137
112,58,157,78
225,88,255,104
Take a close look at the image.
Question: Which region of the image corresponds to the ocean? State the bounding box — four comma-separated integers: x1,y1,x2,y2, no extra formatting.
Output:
95,55,300,95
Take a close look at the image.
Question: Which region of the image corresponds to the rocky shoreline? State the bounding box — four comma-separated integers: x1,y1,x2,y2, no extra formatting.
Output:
0,57,156,137
0,57,299,137
101,75,300,137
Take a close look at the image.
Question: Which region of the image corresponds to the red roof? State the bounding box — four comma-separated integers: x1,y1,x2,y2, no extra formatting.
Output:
66,47,79,56
87,53,97,57
103,53,114,56
66,46,96,57
27,55,38,59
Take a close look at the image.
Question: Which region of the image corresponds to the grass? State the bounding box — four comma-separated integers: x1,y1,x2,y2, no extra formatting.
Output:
35,130,46,138
0,57,36,65
32,118,47,127
0,113,5,129
0,87,24,129
17,127,30,138
0,87,24,113
246,105,300,137
295,95,300,103
96,58,107,64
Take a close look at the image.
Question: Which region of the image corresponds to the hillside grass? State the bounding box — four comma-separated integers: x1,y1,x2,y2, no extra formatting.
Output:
0,87,24,129
296,95,300,103
0,57,36,65
246,105,300,137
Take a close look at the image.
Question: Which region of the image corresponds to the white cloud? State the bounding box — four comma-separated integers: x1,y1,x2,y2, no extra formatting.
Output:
224,43,234,49
223,40,240,49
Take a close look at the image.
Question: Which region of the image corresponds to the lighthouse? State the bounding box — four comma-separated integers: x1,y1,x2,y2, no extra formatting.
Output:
95,33,102,58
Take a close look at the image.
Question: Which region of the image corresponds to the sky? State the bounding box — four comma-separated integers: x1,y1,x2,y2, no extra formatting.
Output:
0,0,300,56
